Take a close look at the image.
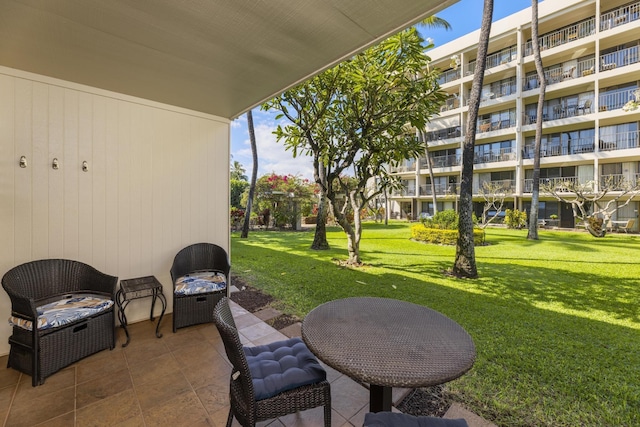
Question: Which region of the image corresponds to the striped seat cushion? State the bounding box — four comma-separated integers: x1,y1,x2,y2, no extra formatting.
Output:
174,271,227,296
9,295,113,331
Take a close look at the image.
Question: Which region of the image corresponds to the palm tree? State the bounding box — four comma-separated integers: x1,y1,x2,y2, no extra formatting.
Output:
452,0,493,279
527,0,546,240
241,110,258,238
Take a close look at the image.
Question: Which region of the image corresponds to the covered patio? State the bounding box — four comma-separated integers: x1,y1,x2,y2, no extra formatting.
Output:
0,297,487,426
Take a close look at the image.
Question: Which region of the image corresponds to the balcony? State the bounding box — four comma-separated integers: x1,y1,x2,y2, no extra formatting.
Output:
429,153,461,168
600,1,640,31
600,45,640,72
440,96,460,112
391,187,416,197
524,137,596,159
599,130,640,151
599,87,639,111
437,68,461,85
424,126,461,142
522,57,595,91
523,176,580,193
523,17,596,56
390,163,416,173
600,173,640,190
474,148,516,164
477,118,515,134
419,183,459,196
479,179,516,193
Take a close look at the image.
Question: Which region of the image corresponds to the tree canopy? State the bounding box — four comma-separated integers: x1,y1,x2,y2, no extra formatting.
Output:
264,27,446,264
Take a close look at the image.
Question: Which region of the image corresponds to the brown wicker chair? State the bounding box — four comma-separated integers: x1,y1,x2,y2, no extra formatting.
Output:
2,259,117,386
213,297,331,427
170,243,230,332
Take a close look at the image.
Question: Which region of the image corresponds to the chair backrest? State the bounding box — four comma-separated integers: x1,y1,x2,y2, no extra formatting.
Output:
170,243,230,282
626,219,635,228
213,297,256,404
584,99,592,108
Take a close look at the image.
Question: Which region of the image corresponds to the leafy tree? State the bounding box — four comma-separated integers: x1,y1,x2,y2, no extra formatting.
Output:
253,173,315,229
266,28,445,264
453,0,493,279
231,160,248,181
230,179,248,209
527,0,547,240
540,178,640,237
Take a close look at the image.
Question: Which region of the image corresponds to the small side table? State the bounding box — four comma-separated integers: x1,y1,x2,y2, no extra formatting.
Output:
116,276,167,347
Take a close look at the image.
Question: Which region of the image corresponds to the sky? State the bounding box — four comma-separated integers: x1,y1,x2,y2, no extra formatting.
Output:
230,0,536,180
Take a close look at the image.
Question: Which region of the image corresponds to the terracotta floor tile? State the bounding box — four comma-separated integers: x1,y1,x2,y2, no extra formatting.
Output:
76,389,142,427
76,367,133,409
133,369,192,411
141,391,211,426
6,385,75,427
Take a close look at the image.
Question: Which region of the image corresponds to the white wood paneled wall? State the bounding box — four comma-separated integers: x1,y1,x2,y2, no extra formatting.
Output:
0,68,230,354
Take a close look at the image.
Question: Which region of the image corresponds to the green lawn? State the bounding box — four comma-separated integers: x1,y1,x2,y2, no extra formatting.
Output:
230,223,640,427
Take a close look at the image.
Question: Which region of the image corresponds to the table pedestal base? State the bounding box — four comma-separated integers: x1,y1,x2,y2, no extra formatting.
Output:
370,384,393,413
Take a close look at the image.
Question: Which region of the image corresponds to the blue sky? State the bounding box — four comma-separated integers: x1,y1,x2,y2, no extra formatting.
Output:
230,0,535,180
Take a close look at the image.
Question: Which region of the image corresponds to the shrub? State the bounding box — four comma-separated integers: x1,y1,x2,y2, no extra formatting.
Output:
505,209,527,229
411,224,485,245
421,209,458,229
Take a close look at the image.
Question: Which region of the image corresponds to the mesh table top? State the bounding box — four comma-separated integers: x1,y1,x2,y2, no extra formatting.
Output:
302,297,476,388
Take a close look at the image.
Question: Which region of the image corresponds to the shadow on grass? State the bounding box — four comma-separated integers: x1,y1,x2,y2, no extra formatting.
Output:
231,234,640,427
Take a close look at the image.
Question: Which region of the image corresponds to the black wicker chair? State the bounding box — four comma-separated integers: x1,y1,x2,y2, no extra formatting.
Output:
2,259,117,386
170,243,230,332
213,297,331,427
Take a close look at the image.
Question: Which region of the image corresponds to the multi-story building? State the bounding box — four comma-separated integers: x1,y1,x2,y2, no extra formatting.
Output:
388,0,640,231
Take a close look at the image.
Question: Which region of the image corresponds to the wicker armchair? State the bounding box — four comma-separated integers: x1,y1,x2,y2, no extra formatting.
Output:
170,243,230,332
2,259,117,386
213,298,331,427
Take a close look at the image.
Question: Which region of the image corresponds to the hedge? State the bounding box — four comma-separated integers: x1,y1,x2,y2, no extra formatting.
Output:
411,224,485,245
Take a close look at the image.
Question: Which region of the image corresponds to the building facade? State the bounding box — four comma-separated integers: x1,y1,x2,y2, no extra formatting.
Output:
388,0,640,230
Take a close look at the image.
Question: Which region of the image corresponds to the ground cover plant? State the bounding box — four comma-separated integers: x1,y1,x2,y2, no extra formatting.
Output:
230,222,640,427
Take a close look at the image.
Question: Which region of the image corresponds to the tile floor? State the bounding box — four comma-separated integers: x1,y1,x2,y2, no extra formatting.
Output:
0,300,494,427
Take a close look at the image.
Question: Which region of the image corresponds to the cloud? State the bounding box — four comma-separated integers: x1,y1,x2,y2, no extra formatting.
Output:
231,112,315,180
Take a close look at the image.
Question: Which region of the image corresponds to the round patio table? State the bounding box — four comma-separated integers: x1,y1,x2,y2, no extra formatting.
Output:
301,297,476,412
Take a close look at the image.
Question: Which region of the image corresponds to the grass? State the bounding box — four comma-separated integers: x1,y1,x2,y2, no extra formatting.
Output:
230,222,640,427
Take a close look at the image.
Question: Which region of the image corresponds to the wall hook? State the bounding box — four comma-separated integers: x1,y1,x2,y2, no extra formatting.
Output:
52,158,60,170
82,161,89,172
19,156,27,168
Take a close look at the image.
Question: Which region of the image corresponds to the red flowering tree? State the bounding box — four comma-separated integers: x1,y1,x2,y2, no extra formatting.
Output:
252,173,315,229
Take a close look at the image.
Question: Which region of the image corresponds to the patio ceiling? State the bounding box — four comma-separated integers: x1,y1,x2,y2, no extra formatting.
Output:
0,0,456,119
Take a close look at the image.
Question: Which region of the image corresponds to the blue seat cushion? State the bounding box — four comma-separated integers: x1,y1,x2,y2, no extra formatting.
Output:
244,337,326,400
174,271,226,295
9,295,113,331
364,412,468,427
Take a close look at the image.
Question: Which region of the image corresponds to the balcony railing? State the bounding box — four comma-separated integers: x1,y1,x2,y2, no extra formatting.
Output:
599,87,639,111
477,118,515,133
486,46,518,69
390,163,416,173
430,153,461,168
391,187,416,197
600,173,640,191
474,147,516,164
523,18,596,56
522,57,595,91
523,98,594,124
419,183,459,196
425,126,461,142
523,137,596,158
599,130,640,151
479,179,516,193
601,1,640,31
600,45,640,72
440,96,460,113
523,176,579,193
437,69,461,85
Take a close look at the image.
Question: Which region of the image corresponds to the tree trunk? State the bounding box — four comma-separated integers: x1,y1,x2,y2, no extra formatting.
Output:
311,189,330,249
241,110,258,238
453,0,493,279
310,156,330,250
527,0,546,240
419,130,438,214
328,191,360,265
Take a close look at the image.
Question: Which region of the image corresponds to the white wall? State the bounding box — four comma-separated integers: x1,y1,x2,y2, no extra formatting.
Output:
0,67,230,355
